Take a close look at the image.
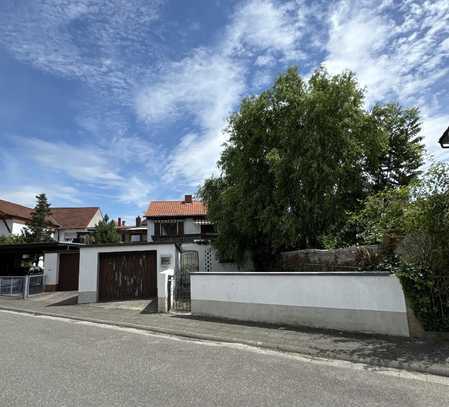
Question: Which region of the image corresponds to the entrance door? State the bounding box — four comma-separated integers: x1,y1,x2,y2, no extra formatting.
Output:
98,251,157,302
58,253,80,291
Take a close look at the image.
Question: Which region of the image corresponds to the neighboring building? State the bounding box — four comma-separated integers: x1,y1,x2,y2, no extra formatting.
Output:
145,195,249,272
116,216,148,243
439,126,449,148
51,207,103,242
0,198,59,237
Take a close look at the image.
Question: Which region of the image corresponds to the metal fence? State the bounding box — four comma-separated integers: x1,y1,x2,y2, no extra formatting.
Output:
0,274,45,298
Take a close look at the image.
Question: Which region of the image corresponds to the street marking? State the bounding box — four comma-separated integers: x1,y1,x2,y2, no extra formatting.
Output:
1,309,448,386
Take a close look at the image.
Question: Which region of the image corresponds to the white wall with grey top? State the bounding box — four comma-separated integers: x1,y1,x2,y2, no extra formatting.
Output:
190,272,410,337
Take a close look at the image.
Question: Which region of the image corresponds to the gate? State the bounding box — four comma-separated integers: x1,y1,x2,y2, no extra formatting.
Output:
98,251,157,302
172,251,199,312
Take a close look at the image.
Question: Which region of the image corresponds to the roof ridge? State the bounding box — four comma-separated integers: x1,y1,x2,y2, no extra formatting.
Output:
51,207,99,209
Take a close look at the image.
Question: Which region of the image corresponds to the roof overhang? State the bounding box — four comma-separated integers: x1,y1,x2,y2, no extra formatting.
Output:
0,242,82,255
439,126,449,148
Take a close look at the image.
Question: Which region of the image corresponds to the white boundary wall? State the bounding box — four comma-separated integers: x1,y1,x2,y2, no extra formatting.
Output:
78,243,180,311
191,272,410,337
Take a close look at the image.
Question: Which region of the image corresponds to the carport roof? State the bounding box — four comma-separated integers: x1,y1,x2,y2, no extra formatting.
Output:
0,242,81,254
82,241,182,250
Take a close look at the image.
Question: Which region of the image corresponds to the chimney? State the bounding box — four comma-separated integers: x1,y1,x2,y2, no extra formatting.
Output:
136,216,141,227
117,217,122,227
184,194,192,203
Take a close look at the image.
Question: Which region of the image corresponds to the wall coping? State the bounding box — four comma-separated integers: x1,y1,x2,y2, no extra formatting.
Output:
191,271,393,276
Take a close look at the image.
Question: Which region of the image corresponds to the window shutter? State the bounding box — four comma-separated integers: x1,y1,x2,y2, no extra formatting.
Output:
178,221,184,236
155,222,161,237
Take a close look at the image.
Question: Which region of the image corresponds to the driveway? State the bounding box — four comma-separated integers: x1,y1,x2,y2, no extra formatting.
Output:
1,310,449,407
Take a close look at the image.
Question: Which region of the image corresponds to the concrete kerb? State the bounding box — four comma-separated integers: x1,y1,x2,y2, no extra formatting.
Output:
0,304,448,379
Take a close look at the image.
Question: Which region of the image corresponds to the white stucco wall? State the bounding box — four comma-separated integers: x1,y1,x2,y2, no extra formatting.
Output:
43,252,59,286
0,219,27,237
0,219,11,236
78,244,180,310
87,209,103,228
182,243,252,272
191,272,410,336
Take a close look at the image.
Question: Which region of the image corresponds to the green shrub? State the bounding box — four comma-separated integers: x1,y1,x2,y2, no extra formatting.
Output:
350,163,449,331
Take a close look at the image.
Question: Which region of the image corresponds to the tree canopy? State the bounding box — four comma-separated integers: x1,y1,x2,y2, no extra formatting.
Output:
199,67,424,268
23,193,54,243
92,214,121,244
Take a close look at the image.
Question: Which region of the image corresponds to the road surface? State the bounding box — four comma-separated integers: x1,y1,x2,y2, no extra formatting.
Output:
0,310,448,407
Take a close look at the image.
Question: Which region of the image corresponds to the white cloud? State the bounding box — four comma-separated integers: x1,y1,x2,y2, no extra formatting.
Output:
421,114,449,163
136,0,307,186
324,0,449,105
323,0,449,162
1,185,82,208
0,0,164,102
12,136,155,206
23,137,124,183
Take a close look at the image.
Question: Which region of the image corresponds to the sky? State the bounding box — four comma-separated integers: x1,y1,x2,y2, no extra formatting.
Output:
0,0,448,223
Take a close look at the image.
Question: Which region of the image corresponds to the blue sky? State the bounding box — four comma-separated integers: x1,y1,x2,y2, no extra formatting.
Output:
0,0,448,223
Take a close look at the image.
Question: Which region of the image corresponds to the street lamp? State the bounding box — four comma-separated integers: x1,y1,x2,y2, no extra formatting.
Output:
439,126,449,148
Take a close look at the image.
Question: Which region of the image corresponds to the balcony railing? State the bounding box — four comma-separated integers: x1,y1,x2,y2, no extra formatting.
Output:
152,232,217,243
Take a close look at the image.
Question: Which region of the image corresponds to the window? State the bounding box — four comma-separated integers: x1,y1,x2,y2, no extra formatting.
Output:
155,221,184,237
130,234,141,242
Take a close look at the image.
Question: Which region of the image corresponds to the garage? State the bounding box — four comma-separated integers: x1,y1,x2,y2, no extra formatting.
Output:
98,250,157,302
58,252,80,291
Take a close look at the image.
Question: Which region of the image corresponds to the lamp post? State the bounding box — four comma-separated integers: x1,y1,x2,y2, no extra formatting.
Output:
439,126,449,148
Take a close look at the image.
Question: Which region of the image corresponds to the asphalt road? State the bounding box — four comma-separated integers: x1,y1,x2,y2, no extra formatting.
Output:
0,311,448,407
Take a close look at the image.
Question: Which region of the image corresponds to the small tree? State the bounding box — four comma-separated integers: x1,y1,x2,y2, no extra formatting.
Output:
23,193,54,243
92,215,121,244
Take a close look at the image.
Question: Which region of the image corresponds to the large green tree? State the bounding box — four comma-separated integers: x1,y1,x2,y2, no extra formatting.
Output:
200,67,424,268
23,193,54,242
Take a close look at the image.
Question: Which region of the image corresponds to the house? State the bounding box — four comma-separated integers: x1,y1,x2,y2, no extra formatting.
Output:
0,199,102,243
51,207,103,243
116,216,148,243
439,126,449,148
145,194,249,272
0,198,59,237
146,195,214,243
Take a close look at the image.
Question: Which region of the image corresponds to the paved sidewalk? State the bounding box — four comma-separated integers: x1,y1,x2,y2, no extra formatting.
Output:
1,294,448,377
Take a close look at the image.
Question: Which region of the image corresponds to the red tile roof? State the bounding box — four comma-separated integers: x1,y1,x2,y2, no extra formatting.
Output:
50,207,100,229
145,200,207,218
0,198,59,226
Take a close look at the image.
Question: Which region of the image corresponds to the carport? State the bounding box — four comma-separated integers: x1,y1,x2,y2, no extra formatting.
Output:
0,242,80,276
0,242,81,295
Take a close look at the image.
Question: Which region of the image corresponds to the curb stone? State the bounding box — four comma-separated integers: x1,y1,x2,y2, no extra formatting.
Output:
0,304,448,379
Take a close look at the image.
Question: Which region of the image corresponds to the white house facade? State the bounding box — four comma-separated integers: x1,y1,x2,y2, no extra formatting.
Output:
145,195,252,272
51,207,103,242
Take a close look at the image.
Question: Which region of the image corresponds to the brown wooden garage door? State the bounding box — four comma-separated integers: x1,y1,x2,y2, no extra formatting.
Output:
98,251,157,302
58,253,80,291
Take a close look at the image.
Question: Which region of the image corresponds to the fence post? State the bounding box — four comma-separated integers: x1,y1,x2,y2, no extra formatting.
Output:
24,275,30,299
